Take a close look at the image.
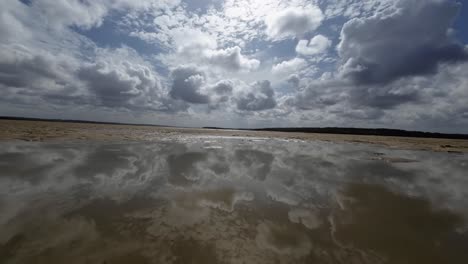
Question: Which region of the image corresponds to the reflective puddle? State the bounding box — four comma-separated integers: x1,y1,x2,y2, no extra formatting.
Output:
0,138,467,263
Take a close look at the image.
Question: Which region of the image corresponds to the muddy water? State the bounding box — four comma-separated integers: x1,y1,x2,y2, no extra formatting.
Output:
0,137,467,264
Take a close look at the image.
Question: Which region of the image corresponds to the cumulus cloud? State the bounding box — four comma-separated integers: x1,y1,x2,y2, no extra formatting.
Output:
265,5,324,40
296,35,331,56
210,80,233,99
161,27,260,73
79,62,162,109
236,81,276,111
348,61,468,130
290,57,468,130
292,73,422,113
205,46,260,72
1,0,468,131
272,58,307,76
206,80,235,109
0,43,85,111
74,46,166,112
0,41,166,112
338,0,468,85
167,66,238,110
287,74,301,87
0,47,75,91
169,66,210,104
211,80,233,95
174,28,218,55
0,0,169,112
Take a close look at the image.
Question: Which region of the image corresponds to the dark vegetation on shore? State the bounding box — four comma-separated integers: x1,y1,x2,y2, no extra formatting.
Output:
205,127,468,140
1,116,467,140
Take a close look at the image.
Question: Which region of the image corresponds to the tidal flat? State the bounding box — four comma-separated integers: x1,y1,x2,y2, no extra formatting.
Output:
0,135,468,264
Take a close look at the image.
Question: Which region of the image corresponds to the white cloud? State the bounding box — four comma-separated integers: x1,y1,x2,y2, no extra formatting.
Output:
155,25,260,72
0,1,32,43
296,35,331,56
204,46,260,72
272,58,307,76
126,0,322,50
265,5,324,40
30,0,108,30
169,66,210,104
174,28,218,54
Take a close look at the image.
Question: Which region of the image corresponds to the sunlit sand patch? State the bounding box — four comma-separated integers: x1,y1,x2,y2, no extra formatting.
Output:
203,145,223,149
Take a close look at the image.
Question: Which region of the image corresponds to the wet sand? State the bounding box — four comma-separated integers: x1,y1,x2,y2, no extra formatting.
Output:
0,138,467,264
1,119,468,152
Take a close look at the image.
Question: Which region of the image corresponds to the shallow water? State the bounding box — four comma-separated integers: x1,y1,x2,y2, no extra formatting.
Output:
0,137,467,264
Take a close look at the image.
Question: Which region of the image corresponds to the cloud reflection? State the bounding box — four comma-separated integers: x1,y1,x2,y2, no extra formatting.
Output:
0,138,467,263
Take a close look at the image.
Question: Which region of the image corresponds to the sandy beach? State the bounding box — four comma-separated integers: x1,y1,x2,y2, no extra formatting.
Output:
1,119,467,153
2,120,468,264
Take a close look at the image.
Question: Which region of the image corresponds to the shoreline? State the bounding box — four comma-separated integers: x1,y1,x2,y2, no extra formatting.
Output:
1,119,467,153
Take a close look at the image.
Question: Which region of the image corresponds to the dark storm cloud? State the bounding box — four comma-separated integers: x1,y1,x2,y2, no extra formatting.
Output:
338,0,468,85
236,80,277,111
169,66,210,104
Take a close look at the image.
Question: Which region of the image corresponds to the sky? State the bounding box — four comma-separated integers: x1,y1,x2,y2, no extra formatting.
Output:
1,0,468,132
